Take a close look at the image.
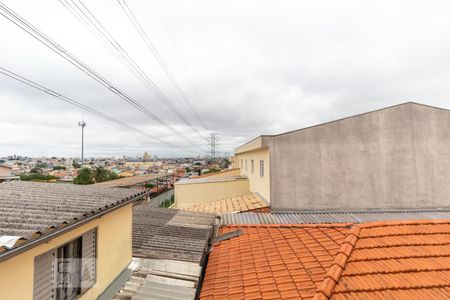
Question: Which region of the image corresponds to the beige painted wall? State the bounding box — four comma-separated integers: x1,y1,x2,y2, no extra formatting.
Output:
174,177,250,208
235,148,270,202
0,166,11,177
0,203,133,300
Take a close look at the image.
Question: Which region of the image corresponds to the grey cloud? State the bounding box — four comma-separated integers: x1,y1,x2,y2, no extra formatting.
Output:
1,0,450,157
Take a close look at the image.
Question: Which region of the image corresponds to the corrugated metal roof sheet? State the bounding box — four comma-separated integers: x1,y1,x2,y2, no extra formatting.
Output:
132,281,196,300
0,181,145,253
132,204,217,263
220,209,450,225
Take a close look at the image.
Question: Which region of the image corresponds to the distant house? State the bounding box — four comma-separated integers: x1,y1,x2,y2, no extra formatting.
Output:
0,181,147,300
0,164,19,183
119,171,134,177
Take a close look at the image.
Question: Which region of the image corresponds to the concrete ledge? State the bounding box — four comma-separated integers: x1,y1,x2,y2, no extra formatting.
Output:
175,176,247,185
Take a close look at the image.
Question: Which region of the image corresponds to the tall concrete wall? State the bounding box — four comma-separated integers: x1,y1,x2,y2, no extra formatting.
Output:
269,103,450,210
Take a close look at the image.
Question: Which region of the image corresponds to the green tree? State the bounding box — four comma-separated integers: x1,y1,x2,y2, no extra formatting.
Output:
223,158,231,168
52,166,66,171
73,168,94,185
35,162,48,169
145,183,155,189
20,174,58,181
30,167,42,174
93,166,109,183
185,167,191,173
72,161,81,168
93,166,120,183
203,167,221,174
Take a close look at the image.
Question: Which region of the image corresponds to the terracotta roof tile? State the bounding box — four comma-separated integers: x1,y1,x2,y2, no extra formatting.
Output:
200,224,350,299
316,219,450,299
201,219,450,299
182,193,269,214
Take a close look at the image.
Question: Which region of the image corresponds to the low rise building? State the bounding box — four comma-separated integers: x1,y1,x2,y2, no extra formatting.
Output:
0,181,147,300
235,102,450,211
176,102,450,212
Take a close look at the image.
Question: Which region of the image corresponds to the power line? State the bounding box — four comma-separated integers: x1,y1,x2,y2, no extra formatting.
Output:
0,1,206,152
117,0,210,132
60,0,209,143
0,66,200,155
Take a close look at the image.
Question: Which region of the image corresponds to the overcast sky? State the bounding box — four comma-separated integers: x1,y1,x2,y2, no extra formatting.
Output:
1,0,450,158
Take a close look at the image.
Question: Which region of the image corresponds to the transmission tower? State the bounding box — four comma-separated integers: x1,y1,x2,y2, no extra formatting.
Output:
209,132,219,160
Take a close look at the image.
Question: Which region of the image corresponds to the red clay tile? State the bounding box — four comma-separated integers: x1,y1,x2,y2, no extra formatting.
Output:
200,224,349,299
200,220,450,299
318,220,450,299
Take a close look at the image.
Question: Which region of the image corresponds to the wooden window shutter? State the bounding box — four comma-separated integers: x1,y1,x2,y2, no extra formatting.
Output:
81,228,97,293
33,250,56,300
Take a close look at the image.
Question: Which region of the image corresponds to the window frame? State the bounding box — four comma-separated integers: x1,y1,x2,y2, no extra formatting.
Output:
33,228,98,300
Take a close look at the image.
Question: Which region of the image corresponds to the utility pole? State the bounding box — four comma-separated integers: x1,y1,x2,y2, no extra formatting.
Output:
209,132,218,161
78,121,86,166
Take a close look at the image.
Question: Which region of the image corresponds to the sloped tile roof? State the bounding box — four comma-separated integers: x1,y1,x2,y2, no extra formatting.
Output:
201,220,450,300
314,219,450,300
181,193,269,214
133,205,217,263
200,224,350,299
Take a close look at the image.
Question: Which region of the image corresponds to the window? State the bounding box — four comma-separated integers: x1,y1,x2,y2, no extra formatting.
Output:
34,229,97,300
240,159,243,168
260,160,265,177
245,159,248,171
251,160,254,173
57,237,82,299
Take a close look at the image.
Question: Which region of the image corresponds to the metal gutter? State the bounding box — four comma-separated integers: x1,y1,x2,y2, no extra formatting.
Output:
0,191,149,262
270,207,450,214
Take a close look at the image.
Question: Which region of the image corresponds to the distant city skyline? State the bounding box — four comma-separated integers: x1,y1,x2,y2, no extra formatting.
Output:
2,1,450,157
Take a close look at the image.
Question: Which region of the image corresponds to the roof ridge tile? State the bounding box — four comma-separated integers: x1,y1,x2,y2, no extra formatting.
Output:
313,224,362,299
